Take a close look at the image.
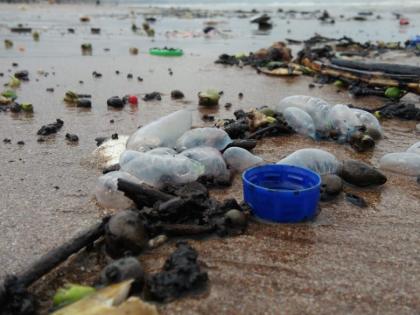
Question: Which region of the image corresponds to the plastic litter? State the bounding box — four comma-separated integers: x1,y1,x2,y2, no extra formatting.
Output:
276,95,332,132
94,171,140,209
126,110,192,152
406,141,420,155
176,127,232,151
283,107,316,139
379,152,420,176
277,148,340,175
222,147,264,172
93,135,128,168
120,152,205,188
243,164,321,223
180,146,229,179
149,47,183,57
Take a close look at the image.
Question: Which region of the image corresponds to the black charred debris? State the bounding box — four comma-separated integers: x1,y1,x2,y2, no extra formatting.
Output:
37,119,64,136
215,35,420,99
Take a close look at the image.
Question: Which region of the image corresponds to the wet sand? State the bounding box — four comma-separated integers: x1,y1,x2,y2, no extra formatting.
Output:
1,3,420,314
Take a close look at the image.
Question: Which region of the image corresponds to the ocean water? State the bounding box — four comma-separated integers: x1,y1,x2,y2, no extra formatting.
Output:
103,0,420,9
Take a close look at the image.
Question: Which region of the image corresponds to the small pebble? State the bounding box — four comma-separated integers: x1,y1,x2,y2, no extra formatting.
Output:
92,71,102,78
17,141,25,145
224,102,232,109
115,70,120,75
65,133,79,142
238,92,243,98
137,76,143,82
3,138,11,143
110,119,114,123
111,133,118,140
127,73,133,79
12,63,18,67
46,88,54,92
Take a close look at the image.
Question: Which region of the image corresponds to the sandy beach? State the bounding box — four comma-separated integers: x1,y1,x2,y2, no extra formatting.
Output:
1,2,420,314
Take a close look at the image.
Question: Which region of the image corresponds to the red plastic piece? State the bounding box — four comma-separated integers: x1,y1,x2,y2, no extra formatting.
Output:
399,18,409,25
128,95,138,105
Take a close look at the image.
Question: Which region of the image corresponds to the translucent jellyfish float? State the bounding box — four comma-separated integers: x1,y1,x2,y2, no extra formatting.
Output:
277,148,340,175
351,108,383,139
176,127,232,151
407,141,420,155
120,152,205,188
379,152,420,176
126,110,192,152
283,107,316,139
276,95,332,132
180,146,230,179
328,104,362,139
94,171,140,209
223,147,264,172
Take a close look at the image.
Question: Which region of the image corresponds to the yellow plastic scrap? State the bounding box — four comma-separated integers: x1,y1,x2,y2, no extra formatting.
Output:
8,76,21,88
51,280,158,315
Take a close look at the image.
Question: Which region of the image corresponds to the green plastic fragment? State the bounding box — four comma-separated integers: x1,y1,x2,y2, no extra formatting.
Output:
4,39,13,48
334,80,344,87
8,76,21,88
385,87,402,99
198,89,220,106
259,108,275,117
32,31,40,41
81,43,92,50
2,90,17,100
149,48,183,57
20,103,33,112
53,284,96,307
64,91,78,103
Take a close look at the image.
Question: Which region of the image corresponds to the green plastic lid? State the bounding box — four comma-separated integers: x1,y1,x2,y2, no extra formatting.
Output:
149,48,183,57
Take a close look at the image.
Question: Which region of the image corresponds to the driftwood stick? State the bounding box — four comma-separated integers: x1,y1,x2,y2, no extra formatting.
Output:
225,139,257,151
302,58,420,94
16,219,107,287
331,58,420,76
117,179,173,208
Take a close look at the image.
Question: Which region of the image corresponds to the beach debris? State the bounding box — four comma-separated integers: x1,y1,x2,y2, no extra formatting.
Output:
145,241,208,302
53,284,96,308
105,210,148,258
32,31,40,41
95,171,139,209
92,135,129,168
0,275,38,315
90,27,100,34
37,119,63,136
10,26,32,33
143,22,155,37
149,47,183,57
120,151,205,188
107,96,124,108
127,95,138,105
101,257,145,291
278,148,340,175
223,147,263,172
338,160,387,187
372,102,420,120
2,90,17,100
345,193,368,208
51,280,158,315
385,87,403,99
8,76,21,88
63,91,91,108
79,16,90,22
176,127,232,151
20,103,33,113
81,43,92,55
198,89,220,106
126,110,192,151
4,39,13,48
399,18,409,25
171,90,184,99
129,47,138,55
14,70,29,81
143,92,161,101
